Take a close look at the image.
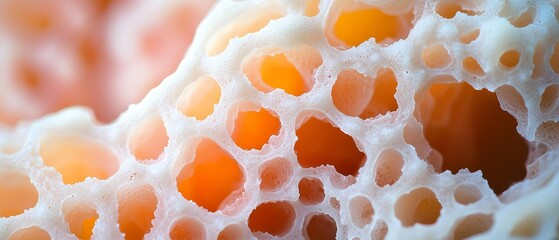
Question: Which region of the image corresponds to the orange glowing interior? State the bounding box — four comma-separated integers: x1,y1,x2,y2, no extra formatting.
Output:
176,139,244,212
333,7,399,47
231,108,281,150
39,134,119,184
248,201,295,236
295,116,366,176
260,53,309,96
62,200,98,240
418,82,528,194
0,170,39,218
177,75,221,120
117,183,158,240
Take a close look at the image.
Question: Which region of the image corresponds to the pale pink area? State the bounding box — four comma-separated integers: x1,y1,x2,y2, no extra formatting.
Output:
0,0,214,125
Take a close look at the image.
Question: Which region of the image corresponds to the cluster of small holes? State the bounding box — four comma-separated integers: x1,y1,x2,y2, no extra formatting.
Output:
3,0,559,240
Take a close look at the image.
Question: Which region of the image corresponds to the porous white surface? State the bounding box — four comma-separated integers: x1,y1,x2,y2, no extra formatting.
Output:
1,0,559,239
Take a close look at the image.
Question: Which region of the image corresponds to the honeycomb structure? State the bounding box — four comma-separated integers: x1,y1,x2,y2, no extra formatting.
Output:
1,0,559,239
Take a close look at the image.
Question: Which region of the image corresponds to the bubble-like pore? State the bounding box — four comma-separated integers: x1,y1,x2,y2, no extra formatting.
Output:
422,43,451,69
394,187,442,226
453,184,482,205
511,7,535,28
117,182,158,240
417,82,528,194
217,224,244,240
243,46,322,96
459,29,479,44
230,106,281,150
304,0,320,16
248,201,295,237
500,50,520,69
374,149,404,187
349,195,374,228
259,158,292,191
298,177,325,205
453,214,493,240
536,121,559,149
206,6,284,55
0,169,38,217
176,138,244,212
39,134,119,184
295,115,366,176
371,220,388,240
510,213,541,237
332,68,398,119
177,75,221,120
303,213,337,240
551,42,559,74
62,197,98,240
129,115,168,161
463,56,485,76
8,226,51,240
326,0,412,47
169,217,207,240
539,84,559,113
436,1,478,19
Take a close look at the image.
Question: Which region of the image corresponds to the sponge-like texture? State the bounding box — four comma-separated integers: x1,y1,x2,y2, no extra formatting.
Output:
1,0,559,239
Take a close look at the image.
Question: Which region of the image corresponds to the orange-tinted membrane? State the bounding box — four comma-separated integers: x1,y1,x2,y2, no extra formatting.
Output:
248,201,295,236
0,170,39,217
169,217,207,240
39,134,119,184
295,117,366,176
117,183,158,240
500,50,520,69
231,108,280,150
333,7,399,47
260,54,309,96
436,2,476,19
360,69,399,119
62,199,98,240
129,116,168,161
176,139,244,212
418,82,528,194
551,42,559,74
463,57,485,76
305,0,320,17
8,226,51,240
394,187,442,226
177,75,221,120
206,9,283,55
305,213,337,240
